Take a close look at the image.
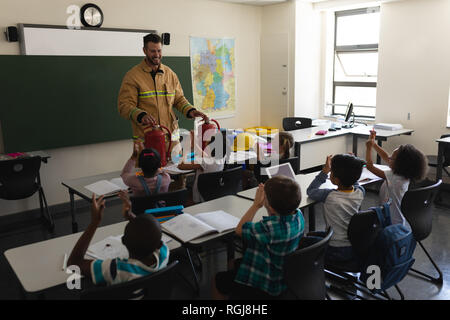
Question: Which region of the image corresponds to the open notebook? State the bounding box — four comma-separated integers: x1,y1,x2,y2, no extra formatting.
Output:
161,210,240,243
84,177,128,196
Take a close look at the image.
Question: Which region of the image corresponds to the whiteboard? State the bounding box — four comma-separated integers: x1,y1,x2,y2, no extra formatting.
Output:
19,24,157,56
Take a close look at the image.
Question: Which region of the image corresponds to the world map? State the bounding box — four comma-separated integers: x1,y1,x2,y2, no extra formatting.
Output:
190,37,236,117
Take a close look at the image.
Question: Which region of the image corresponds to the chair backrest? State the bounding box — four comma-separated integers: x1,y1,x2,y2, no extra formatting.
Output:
401,179,442,241
0,156,41,200
440,134,450,166
283,227,333,300
282,117,312,131
81,260,179,300
253,157,300,183
197,166,243,201
130,188,188,215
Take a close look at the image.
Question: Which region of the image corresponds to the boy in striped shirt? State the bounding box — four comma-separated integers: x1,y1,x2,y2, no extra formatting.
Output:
67,192,169,289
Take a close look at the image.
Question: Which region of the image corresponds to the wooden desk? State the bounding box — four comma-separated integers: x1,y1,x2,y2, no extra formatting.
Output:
3,220,180,297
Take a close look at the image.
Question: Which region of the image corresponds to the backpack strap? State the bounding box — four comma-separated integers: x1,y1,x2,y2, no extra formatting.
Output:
371,203,392,228
138,175,152,196
154,174,162,195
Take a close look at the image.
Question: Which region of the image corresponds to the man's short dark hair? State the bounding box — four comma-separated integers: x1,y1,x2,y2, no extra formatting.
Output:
264,176,301,215
331,154,364,187
143,33,162,47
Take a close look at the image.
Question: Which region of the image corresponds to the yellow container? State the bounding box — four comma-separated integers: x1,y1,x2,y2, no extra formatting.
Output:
244,126,279,136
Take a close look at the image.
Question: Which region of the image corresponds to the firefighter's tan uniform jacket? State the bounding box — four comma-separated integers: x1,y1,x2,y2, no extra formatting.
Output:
118,59,195,145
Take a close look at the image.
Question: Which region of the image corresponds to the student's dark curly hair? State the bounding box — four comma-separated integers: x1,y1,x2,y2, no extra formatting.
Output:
331,154,365,187
391,144,428,181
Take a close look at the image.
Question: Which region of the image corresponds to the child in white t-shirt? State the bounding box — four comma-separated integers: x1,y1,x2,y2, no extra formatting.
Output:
177,131,225,203
365,130,427,227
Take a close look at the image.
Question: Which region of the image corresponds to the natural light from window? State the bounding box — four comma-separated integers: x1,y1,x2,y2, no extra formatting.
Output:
329,7,380,119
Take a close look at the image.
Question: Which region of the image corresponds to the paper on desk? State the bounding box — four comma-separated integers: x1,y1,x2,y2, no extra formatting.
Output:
87,235,129,260
162,163,193,174
84,178,128,196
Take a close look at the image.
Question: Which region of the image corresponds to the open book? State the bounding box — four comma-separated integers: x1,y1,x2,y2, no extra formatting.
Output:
161,210,240,243
84,177,129,196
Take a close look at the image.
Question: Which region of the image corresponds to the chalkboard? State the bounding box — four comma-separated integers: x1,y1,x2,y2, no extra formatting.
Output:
0,55,194,153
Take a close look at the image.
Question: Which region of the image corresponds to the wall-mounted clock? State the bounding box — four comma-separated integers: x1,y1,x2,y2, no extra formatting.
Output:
80,3,104,28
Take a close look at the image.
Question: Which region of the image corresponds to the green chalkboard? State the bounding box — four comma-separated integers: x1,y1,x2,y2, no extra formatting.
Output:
0,55,194,153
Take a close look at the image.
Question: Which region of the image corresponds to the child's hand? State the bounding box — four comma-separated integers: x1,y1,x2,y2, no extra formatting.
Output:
131,141,144,160
322,155,332,174
118,190,132,220
91,193,105,225
253,184,265,209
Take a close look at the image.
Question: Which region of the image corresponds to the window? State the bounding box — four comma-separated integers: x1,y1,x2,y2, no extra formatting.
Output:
329,7,380,119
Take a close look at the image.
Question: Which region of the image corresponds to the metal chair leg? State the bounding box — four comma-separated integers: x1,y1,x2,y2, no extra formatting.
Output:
409,241,443,284
39,187,54,232
185,247,200,295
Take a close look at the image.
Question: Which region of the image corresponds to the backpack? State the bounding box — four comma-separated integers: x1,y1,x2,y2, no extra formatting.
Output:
359,203,416,291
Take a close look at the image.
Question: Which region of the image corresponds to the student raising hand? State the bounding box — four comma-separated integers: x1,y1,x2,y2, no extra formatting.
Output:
253,183,266,209
91,193,105,225
322,155,332,174
131,140,145,161
118,190,136,220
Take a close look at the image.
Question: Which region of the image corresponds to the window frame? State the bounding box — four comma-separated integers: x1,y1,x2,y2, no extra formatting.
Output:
330,6,380,119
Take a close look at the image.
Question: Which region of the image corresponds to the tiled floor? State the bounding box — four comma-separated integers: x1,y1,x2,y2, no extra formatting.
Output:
0,188,449,300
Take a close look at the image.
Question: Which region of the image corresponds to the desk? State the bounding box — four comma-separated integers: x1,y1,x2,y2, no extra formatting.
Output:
62,171,125,233
436,136,450,181
237,167,385,231
288,121,414,171
3,220,181,297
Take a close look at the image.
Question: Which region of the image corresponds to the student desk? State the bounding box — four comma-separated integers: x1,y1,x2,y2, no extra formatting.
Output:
288,122,413,171
61,170,127,233
61,151,257,233
3,220,181,298
182,195,258,260
237,167,385,232
436,136,450,181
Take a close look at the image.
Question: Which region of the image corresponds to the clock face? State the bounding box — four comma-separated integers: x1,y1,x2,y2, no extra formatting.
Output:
80,4,104,27
84,8,102,26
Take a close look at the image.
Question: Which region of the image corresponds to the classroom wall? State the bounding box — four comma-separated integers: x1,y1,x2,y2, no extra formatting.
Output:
375,0,450,155
0,0,262,216
317,0,450,160
260,1,296,129
294,1,322,119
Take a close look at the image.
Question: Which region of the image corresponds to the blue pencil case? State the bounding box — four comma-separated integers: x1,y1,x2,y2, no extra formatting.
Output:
145,205,184,224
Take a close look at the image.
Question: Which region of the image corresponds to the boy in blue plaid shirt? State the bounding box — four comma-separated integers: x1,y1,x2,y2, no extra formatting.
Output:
213,176,305,299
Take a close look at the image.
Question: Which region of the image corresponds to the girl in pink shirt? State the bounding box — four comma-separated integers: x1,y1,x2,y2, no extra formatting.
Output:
121,143,171,198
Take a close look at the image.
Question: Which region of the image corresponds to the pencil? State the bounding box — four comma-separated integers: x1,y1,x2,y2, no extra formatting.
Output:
62,253,68,271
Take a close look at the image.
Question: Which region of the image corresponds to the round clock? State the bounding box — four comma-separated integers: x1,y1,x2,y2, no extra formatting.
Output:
80,3,104,28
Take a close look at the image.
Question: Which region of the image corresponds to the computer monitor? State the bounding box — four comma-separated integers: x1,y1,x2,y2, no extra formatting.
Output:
343,102,354,128
264,162,296,181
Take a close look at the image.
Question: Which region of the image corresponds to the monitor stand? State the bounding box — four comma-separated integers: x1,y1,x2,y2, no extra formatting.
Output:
342,113,355,128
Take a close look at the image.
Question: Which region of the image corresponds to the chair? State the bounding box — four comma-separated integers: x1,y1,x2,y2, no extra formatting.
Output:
130,188,188,215
198,166,243,201
427,134,450,178
325,202,407,300
282,117,312,131
281,227,333,300
0,156,54,231
81,260,179,300
253,156,300,183
401,179,443,284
